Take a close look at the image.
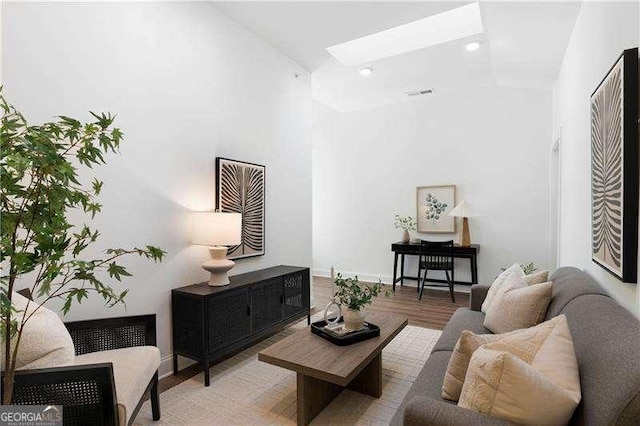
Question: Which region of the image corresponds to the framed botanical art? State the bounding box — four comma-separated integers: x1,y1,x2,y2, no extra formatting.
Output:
216,157,266,260
591,48,638,283
416,185,456,234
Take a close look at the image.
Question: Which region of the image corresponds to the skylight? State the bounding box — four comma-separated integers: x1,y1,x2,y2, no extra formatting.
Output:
326,2,484,66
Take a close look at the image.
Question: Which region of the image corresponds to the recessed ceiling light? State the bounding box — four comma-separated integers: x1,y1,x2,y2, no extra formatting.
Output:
326,2,484,66
465,41,482,52
359,67,373,76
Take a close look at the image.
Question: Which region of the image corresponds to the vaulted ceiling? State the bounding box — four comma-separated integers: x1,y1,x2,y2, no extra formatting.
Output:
213,1,581,111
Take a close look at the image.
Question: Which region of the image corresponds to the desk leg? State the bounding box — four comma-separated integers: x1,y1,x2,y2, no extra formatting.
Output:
393,252,398,292
400,254,405,286
471,255,478,284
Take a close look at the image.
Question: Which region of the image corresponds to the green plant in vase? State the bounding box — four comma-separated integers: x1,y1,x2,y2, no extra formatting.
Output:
394,214,416,243
333,273,390,331
0,93,165,403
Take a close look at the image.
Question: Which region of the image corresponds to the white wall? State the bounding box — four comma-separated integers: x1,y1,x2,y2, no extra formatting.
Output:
3,2,312,376
313,86,552,286
552,1,640,317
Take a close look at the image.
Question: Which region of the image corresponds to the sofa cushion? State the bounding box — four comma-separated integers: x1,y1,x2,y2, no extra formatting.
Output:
1,293,75,371
389,350,453,426
459,346,579,426
545,267,607,319
431,308,490,353
442,315,566,402
560,294,640,424
484,275,552,334
481,263,523,313
522,269,549,285
75,346,160,425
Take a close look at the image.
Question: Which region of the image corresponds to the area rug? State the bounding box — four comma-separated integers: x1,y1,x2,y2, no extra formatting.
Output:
133,319,442,425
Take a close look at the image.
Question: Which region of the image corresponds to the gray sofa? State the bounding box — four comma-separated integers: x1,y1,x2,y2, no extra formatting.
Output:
390,267,640,425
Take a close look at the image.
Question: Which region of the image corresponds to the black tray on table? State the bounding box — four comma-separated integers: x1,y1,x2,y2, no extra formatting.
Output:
311,316,380,346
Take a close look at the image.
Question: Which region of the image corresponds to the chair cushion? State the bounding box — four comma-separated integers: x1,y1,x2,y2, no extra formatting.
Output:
75,346,160,425
1,293,75,371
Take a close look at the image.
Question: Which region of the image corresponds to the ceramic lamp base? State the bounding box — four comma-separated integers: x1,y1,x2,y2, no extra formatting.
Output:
202,246,235,286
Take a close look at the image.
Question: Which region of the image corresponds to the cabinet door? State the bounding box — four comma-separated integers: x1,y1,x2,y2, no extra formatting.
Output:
207,288,251,354
283,271,310,318
173,293,204,357
251,278,284,332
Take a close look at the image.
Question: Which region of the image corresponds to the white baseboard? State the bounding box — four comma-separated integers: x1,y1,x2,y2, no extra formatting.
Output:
158,354,196,380
313,268,394,285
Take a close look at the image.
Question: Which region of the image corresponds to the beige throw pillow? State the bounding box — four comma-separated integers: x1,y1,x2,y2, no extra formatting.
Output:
0,293,75,371
481,266,549,314
442,315,563,401
458,315,581,425
483,273,552,334
481,263,523,313
522,269,549,285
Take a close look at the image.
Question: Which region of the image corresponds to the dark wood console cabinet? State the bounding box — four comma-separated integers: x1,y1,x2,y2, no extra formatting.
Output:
171,265,311,386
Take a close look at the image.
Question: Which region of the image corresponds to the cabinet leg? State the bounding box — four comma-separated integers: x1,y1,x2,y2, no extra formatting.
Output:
204,360,210,387
307,313,311,325
173,352,178,375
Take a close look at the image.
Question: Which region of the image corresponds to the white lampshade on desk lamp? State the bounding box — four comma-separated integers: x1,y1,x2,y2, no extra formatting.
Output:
192,212,242,286
448,201,477,247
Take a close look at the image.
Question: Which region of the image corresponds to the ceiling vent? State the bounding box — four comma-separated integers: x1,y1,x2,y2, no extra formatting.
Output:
407,89,434,97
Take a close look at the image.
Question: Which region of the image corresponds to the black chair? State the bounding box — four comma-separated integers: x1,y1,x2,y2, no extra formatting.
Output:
418,240,455,303
1,312,160,426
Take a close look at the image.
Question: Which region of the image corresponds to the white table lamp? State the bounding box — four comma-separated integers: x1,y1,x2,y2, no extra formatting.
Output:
192,212,242,286
448,201,477,247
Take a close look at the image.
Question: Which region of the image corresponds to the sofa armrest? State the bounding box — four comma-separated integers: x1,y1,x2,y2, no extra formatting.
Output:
404,396,512,426
469,284,491,311
2,363,118,426
65,314,156,355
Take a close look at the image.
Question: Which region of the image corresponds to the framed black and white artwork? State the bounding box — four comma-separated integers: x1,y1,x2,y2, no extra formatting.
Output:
216,157,266,260
591,48,638,283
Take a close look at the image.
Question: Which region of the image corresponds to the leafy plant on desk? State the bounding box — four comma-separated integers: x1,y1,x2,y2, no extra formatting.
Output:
393,215,416,231
500,262,538,275
333,273,391,311
0,92,166,403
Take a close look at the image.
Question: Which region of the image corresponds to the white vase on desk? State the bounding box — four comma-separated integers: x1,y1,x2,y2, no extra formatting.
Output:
401,229,410,243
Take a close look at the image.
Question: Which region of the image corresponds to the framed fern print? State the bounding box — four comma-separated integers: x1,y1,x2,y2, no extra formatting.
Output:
591,48,638,283
216,157,265,260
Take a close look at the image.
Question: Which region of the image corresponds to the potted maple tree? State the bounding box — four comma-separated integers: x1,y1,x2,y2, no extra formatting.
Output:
0,93,165,403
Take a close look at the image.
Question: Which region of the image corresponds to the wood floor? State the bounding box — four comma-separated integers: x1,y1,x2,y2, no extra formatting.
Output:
312,276,469,331
158,276,468,393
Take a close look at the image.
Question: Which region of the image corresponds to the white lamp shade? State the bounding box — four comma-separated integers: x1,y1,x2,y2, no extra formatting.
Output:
448,200,477,218
192,212,242,246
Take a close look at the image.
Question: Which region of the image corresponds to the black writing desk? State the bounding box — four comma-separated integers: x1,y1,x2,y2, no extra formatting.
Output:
391,242,480,291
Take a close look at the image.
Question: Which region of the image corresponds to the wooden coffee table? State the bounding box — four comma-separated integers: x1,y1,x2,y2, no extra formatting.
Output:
258,312,408,425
